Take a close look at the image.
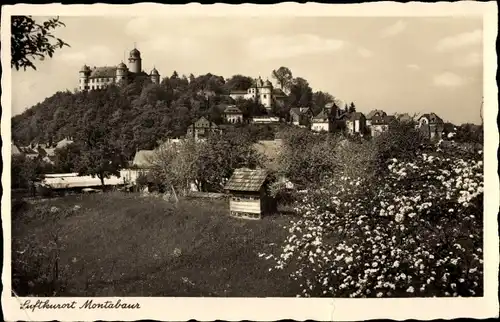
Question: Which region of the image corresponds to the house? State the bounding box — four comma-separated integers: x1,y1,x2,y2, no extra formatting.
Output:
289,107,313,126
417,113,445,140
186,116,222,140
371,114,396,137
366,110,387,127
224,168,276,220
346,112,367,135
251,116,280,124
223,105,243,124
311,111,331,132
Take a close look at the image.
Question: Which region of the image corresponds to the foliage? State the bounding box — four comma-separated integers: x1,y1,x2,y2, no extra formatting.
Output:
272,67,293,91
312,91,335,115
11,16,70,71
277,127,340,188
288,77,314,108
261,140,484,298
74,125,125,187
11,155,53,190
53,143,81,173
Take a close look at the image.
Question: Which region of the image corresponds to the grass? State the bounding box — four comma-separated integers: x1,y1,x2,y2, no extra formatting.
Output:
12,192,300,297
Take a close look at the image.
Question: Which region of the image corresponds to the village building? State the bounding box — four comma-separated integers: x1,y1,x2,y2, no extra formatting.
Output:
224,168,276,220
229,76,287,110
370,114,396,137
223,105,244,123
78,47,160,91
346,112,367,135
251,116,281,124
289,107,313,126
417,113,445,140
186,116,222,140
366,110,387,127
311,111,331,132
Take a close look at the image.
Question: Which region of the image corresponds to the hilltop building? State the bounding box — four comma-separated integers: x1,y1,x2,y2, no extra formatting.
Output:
78,46,161,91
229,76,287,110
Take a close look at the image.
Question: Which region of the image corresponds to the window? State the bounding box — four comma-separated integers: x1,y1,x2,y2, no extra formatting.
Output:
263,94,267,98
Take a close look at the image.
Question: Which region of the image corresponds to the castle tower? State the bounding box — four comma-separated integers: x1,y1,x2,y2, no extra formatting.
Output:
116,62,128,84
128,47,142,73
150,67,160,84
261,78,273,109
79,65,90,91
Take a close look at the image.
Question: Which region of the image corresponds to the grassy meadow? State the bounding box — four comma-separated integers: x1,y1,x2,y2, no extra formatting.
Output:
12,192,299,297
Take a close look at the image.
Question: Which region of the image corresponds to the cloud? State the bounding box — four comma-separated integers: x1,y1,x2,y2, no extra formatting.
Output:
407,64,421,71
357,47,373,58
435,29,482,52
380,20,407,38
433,71,467,88
59,45,115,66
454,51,482,67
141,36,201,58
246,34,345,60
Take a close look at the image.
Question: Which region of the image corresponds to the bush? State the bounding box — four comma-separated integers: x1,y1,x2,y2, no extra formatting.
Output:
260,141,483,298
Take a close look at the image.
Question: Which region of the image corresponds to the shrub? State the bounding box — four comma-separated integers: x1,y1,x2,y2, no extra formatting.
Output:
260,141,483,298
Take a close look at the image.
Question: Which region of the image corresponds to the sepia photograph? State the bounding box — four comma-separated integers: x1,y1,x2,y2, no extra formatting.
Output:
2,2,498,321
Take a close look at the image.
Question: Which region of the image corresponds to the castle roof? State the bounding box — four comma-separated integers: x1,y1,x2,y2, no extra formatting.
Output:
117,62,127,69
150,67,159,76
254,77,264,88
89,66,118,78
80,65,90,72
264,79,273,88
130,48,141,57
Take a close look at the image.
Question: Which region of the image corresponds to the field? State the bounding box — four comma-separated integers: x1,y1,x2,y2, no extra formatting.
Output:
12,192,299,297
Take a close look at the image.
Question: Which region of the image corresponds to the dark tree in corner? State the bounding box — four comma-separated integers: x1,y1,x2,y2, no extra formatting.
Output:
11,15,70,71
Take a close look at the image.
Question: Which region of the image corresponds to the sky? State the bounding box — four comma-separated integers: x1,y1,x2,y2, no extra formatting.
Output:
11,16,483,125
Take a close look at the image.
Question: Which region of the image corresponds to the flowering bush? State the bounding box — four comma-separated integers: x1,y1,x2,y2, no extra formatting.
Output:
260,141,483,297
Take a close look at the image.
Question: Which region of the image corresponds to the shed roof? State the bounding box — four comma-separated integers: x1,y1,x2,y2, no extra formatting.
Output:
224,168,268,192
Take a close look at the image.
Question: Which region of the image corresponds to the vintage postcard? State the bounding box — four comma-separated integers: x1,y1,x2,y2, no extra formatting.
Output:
1,2,499,321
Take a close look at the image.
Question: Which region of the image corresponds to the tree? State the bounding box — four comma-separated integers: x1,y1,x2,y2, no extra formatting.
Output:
171,71,179,79
53,143,81,173
75,125,125,188
272,67,293,91
312,91,335,115
348,102,356,113
287,77,313,108
224,75,254,92
11,16,70,71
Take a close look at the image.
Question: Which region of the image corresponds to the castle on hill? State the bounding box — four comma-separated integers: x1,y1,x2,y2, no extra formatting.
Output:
78,46,160,91
229,76,288,110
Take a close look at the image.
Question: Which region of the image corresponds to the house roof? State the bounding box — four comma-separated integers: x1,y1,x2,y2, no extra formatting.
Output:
192,116,218,128
366,109,387,119
371,114,396,125
90,66,118,78
290,107,310,115
312,111,329,121
348,112,365,121
223,105,242,114
419,113,444,124
55,138,74,149
132,150,156,168
397,113,413,122
224,168,269,192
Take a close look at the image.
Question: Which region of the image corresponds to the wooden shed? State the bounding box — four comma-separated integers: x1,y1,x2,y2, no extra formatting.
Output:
224,168,276,220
